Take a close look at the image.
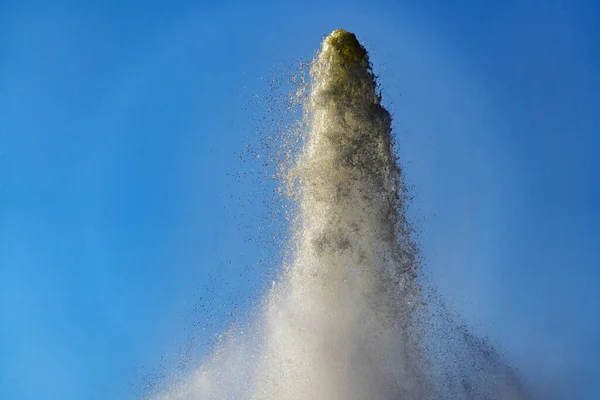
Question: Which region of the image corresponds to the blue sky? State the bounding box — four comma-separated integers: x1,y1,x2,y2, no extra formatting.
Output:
0,1,598,399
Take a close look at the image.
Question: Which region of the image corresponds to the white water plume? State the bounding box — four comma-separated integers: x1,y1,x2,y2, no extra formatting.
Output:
154,29,531,400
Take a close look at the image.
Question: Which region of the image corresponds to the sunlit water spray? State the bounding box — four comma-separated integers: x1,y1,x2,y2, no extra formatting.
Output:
155,30,530,400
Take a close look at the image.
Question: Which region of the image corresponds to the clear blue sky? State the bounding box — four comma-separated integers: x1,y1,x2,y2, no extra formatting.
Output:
0,1,598,399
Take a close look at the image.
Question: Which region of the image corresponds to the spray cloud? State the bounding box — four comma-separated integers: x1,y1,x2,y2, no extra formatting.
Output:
155,29,530,400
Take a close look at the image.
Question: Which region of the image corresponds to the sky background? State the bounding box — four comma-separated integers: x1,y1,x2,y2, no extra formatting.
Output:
0,1,599,399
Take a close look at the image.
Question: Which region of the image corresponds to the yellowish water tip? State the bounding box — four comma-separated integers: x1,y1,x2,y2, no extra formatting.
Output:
323,29,368,67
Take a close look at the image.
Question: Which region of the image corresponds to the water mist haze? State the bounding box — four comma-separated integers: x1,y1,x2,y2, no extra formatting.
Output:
155,29,531,400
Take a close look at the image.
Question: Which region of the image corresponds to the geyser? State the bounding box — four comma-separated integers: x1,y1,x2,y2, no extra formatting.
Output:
155,29,530,400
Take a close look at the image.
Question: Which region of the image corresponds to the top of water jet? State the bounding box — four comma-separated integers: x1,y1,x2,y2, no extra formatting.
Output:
321,29,369,69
